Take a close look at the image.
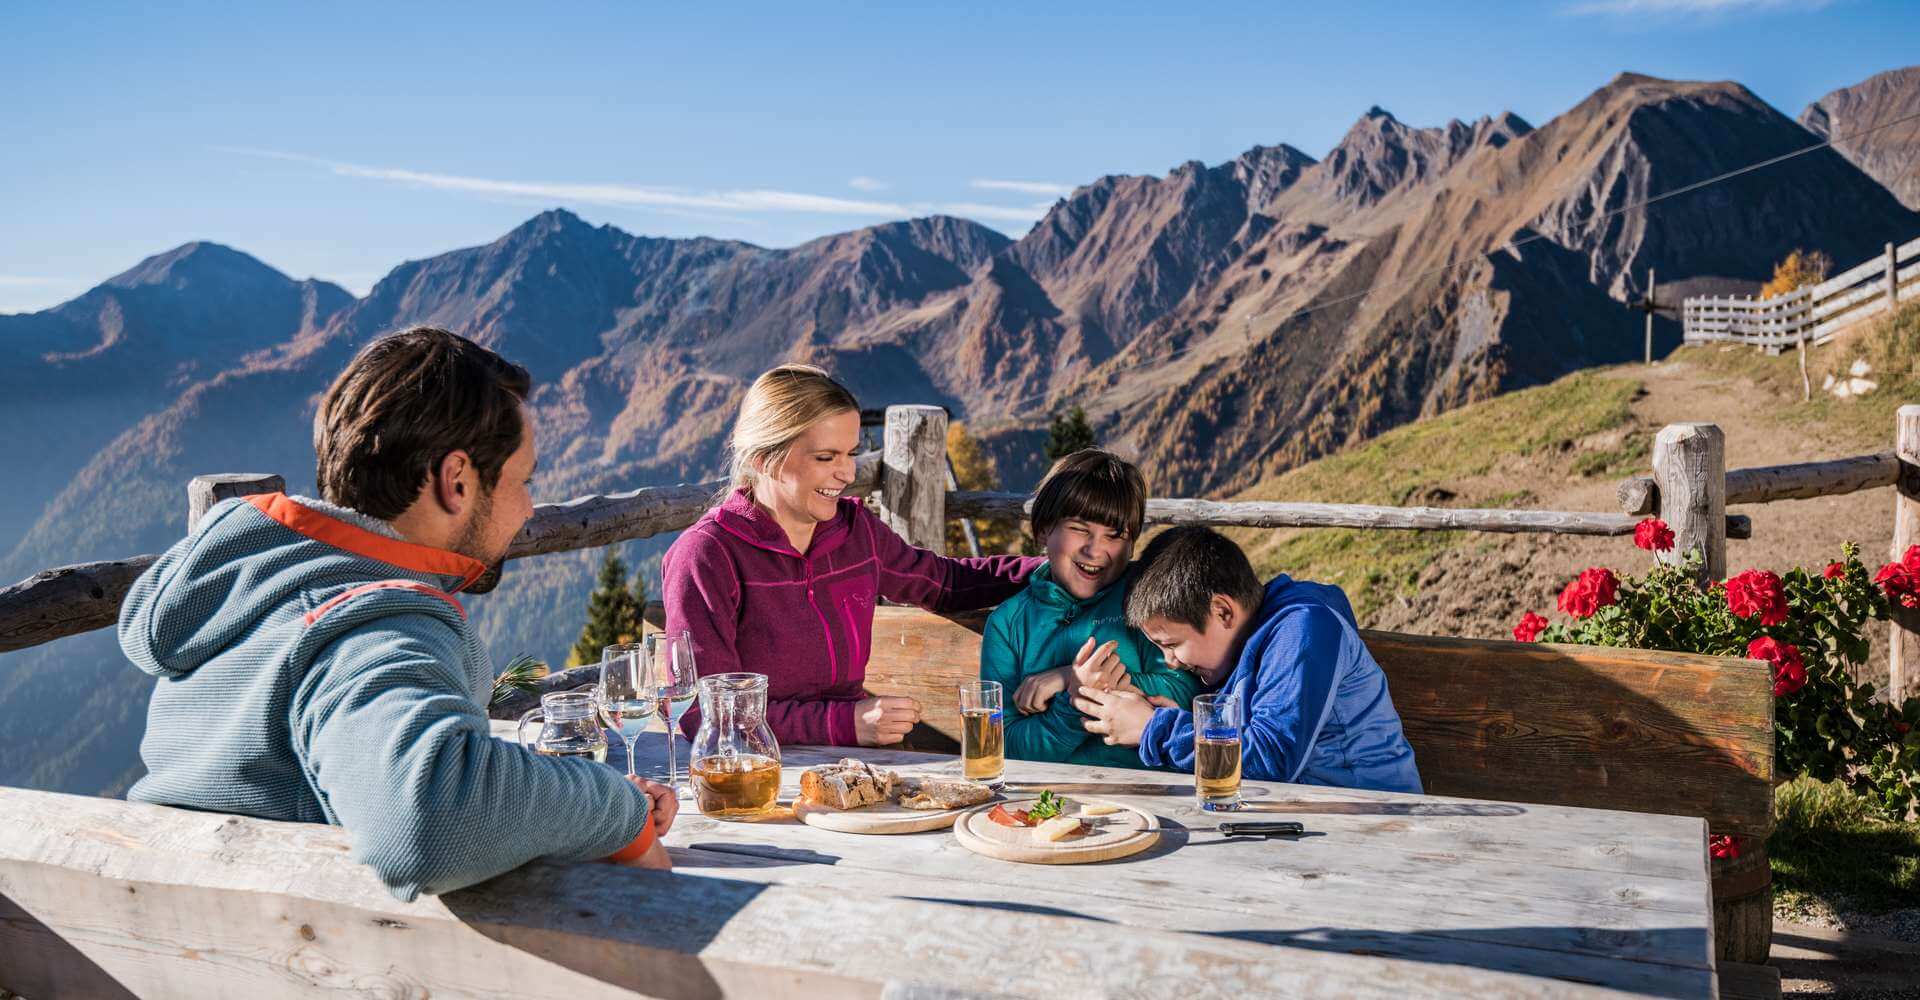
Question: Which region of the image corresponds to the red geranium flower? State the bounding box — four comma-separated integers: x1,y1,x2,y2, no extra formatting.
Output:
1633,518,1675,552
1823,561,1847,580
1557,567,1619,619
1708,834,1741,860
1512,611,1549,643
1725,570,1788,626
1875,545,1920,608
1748,636,1807,697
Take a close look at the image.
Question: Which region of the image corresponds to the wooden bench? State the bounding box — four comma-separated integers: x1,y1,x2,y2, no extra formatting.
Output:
858,606,1777,965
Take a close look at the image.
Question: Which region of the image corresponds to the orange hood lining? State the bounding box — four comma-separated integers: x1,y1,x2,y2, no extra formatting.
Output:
246,493,489,591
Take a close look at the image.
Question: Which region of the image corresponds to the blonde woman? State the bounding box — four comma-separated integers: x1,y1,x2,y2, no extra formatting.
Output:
662,365,1041,746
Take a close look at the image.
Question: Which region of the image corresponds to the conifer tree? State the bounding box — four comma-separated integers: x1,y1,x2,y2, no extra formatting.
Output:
569,548,641,667
1044,405,1097,462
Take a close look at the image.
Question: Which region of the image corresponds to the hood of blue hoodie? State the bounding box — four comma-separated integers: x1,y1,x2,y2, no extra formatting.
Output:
119,494,487,678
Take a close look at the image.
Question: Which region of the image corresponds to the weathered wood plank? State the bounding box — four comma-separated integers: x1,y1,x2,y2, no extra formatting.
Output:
506,452,880,561
956,492,1655,536
0,555,157,654
1892,405,1920,702
879,405,948,553
0,785,1696,999
1617,453,1901,515
186,474,284,532
857,608,1774,838
1653,423,1726,584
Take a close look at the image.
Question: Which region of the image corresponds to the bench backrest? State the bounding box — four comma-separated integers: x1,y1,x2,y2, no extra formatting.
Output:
859,607,1775,837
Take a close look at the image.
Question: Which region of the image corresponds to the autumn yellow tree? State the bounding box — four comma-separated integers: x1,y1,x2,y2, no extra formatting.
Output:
1759,249,1833,299
947,421,1024,554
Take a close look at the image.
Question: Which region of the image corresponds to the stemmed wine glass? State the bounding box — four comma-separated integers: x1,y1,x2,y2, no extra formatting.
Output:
597,642,656,778
646,630,699,797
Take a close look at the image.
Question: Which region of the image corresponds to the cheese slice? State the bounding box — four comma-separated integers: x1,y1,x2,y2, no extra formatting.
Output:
1034,815,1083,843
1079,803,1119,816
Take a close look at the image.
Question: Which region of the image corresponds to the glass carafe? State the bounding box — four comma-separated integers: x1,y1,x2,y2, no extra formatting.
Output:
688,673,782,818
517,691,608,763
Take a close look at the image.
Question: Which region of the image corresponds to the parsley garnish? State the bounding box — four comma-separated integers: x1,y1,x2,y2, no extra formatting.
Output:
1028,789,1064,822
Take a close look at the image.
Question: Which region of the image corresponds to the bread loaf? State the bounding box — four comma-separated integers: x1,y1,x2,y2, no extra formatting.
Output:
896,775,994,810
798,758,895,810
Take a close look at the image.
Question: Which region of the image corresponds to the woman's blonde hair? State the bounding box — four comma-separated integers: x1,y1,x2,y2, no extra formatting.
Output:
728,364,861,492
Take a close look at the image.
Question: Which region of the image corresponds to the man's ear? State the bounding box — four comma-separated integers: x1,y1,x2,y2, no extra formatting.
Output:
432,450,474,515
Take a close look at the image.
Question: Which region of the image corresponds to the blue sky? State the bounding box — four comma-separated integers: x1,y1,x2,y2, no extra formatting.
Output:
2,0,1915,313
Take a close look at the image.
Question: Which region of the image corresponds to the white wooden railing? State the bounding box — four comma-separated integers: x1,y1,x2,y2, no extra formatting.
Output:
1683,235,1920,349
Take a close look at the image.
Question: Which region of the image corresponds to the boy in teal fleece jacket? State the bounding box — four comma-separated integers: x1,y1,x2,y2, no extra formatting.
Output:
980,450,1201,767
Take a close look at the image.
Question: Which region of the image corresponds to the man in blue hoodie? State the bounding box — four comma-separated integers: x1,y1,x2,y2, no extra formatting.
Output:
1073,526,1422,794
120,327,674,901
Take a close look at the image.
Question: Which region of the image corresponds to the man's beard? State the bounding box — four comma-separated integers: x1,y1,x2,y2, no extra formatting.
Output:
451,490,509,594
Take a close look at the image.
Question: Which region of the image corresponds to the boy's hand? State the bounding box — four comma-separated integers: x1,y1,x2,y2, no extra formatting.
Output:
1073,687,1173,747
1069,637,1126,693
1014,666,1071,714
854,695,921,746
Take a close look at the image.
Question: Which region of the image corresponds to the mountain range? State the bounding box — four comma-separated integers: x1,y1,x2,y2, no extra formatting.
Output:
3,66,1918,795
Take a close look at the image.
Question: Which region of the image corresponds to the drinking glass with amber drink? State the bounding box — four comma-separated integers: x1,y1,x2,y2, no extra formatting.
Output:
1193,691,1243,811
958,680,1005,785
688,673,782,818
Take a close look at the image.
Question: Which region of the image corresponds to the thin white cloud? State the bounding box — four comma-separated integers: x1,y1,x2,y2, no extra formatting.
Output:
848,176,888,191
937,201,1055,223
219,147,1054,228
1564,0,1829,14
970,178,1074,197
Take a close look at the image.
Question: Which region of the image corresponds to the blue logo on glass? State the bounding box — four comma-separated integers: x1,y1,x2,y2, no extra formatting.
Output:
1201,725,1238,741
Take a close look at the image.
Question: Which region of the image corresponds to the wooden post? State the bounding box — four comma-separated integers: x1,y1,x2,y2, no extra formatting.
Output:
1888,241,1900,312
187,473,284,532
1652,424,1726,584
1644,267,1654,365
1892,405,1920,701
882,406,948,553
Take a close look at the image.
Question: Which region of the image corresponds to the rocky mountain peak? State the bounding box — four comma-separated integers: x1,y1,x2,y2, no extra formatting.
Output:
1800,64,1920,209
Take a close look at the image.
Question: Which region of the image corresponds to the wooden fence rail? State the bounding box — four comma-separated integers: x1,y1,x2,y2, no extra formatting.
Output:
3,406,1919,699
1682,235,1919,349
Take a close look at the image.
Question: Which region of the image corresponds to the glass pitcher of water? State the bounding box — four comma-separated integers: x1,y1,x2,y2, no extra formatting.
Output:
517,690,608,763
688,673,781,818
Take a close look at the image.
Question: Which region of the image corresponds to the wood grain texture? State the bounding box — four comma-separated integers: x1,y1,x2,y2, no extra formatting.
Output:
879,405,947,553
506,452,880,561
0,778,1704,999
1653,423,1727,585
1892,405,1920,701
1615,452,1900,515
792,795,974,835
0,555,156,654
186,474,284,532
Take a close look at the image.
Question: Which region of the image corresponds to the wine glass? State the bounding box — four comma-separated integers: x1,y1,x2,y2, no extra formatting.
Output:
597,642,656,778
646,630,699,797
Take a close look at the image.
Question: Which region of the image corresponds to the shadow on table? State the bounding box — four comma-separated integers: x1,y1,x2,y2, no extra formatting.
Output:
1237,800,1527,817
448,864,764,1000
1202,924,1711,998
903,896,1121,923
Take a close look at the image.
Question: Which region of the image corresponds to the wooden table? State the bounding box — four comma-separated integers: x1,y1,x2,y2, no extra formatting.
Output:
606,729,1717,998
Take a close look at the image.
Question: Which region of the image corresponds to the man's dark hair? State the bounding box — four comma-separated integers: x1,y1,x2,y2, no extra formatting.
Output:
1125,526,1264,631
1029,448,1147,542
315,327,532,520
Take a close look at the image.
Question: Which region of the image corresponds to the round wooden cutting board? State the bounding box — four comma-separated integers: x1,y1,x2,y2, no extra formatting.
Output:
952,796,1160,864
793,796,985,835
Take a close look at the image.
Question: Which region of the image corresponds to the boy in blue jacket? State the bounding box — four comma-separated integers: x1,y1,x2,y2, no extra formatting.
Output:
1073,526,1422,793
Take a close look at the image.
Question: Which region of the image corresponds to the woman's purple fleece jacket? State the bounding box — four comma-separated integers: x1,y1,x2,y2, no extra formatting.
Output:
662,487,1040,746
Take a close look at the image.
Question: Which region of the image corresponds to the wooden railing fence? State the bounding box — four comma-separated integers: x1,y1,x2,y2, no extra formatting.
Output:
3,403,1918,696
1682,235,1919,351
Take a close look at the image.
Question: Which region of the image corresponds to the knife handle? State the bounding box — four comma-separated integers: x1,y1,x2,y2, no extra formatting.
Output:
1219,821,1305,837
